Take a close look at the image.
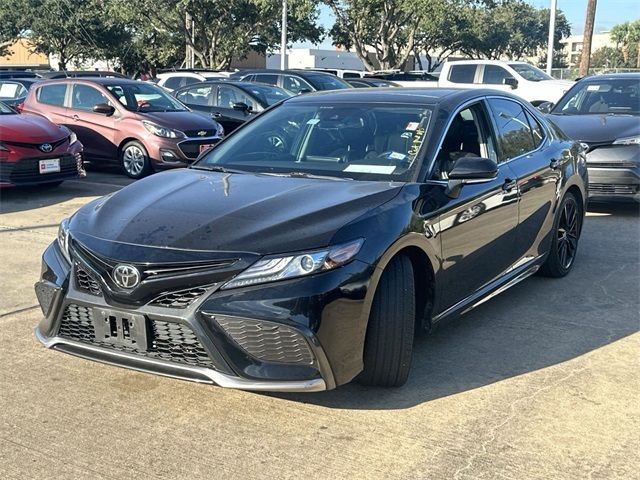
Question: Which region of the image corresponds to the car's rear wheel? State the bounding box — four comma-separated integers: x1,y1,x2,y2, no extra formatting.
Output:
120,141,151,179
359,255,415,387
539,192,582,277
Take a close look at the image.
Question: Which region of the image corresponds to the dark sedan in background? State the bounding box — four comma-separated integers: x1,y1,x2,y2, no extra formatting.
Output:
0,77,39,110
35,88,587,392
543,73,639,202
229,69,352,94
174,81,293,133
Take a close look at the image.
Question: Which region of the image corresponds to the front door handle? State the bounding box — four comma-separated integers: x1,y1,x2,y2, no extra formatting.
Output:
72,114,80,121
211,112,222,119
502,178,517,192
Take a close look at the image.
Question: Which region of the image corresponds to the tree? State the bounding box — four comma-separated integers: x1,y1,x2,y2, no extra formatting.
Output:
0,0,28,56
325,0,425,71
113,0,324,70
611,20,640,68
590,46,625,68
578,0,597,77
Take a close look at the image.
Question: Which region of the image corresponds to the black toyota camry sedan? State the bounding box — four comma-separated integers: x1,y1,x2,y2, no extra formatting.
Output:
541,73,639,202
35,88,588,392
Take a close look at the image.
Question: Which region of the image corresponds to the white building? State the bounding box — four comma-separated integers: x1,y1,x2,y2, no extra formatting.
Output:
267,48,366,70
561,32,614,67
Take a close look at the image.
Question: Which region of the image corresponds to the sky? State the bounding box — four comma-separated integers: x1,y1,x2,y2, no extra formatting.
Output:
296,1,640,48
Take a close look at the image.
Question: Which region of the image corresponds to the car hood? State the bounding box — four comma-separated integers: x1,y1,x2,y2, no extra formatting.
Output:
548,113,640,144
70,168,403,255
0,113,67,143
137,111,219,131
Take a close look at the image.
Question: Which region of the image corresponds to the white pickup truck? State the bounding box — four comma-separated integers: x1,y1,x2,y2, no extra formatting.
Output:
436,60,573,106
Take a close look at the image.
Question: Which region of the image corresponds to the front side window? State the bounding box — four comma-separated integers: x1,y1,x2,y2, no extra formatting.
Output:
482,65,512,85
448,65,477,84
216,85,258,110
488,98,536,161
37,84,67,106
242,84,293,107
105,83,187,112
71,84,111,111
304,74,351,91
0,101,17,114
507,63,552,82
176,85,213,106
554,79,640,115
196,103,433,181
163,77,184,90
282,75,314,94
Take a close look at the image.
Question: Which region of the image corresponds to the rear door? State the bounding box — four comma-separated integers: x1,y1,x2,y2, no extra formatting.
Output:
487,97,562,261
443,64,480,90
31,83,69,125
69,83,117,160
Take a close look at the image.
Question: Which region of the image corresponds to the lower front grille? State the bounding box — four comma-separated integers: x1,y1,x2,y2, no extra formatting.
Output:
178,139,220,159
149,286,210,308
75,266,102,296
4,155,79,184
589,183,639,195
57,304,215,369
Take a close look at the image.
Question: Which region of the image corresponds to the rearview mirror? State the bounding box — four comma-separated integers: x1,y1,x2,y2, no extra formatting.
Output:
446,157,498,198
93,103,115,116
503,77,518,89
232,102,251,113
536,101,554,114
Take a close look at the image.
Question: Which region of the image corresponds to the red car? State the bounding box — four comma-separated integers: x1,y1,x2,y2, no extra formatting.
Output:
0,101,84,187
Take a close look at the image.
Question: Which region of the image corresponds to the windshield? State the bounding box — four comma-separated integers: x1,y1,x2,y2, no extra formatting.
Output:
0,101,16,114
508,63,553,82
195,102,432,181
106,83,188,112
242,84,294,106
305,74,352,91
554,78,640,115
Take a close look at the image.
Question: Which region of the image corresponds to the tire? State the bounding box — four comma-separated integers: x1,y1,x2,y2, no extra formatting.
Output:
359,255,415,387
120,141,151,179
539,192,583,278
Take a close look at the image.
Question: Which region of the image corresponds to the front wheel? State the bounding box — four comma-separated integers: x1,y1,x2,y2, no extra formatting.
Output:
359,255,415,387
120,141,151,179
539,192,583,277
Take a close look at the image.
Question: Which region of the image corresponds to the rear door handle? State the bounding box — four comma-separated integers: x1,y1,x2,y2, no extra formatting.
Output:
502,178,517,192
72,114,80,121
550,158,560,170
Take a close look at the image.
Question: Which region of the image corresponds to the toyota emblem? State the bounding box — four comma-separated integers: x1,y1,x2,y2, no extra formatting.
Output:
112,264,141,289
40,143,53,153
197,130,207,136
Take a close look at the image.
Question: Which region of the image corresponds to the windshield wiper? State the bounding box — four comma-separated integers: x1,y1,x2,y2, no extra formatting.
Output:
264,171,353,181
190,165,247,174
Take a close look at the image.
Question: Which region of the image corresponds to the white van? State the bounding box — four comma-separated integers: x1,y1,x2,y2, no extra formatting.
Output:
438,60,573,105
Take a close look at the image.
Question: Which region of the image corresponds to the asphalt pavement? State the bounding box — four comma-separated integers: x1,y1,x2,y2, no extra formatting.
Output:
0,170,638,479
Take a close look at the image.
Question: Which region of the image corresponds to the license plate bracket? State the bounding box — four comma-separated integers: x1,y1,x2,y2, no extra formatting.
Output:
199,143,215,154
39,158,60,174
93,308,149,351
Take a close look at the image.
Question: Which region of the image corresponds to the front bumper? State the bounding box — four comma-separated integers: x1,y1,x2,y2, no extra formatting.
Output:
0,142,83,187
144,135,221,170
35,241,373,392
586,144,640,201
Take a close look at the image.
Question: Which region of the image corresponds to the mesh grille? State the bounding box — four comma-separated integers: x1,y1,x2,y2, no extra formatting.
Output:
216,317,314,365
57,304,215,369
75,266,103,296
149,286,209,308
590,183,638,195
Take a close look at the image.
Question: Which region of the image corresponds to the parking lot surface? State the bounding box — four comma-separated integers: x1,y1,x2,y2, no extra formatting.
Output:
1,171,638,480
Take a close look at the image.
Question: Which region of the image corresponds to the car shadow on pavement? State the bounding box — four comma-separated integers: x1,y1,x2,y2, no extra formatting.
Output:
270,202,639,410
0,168,134,215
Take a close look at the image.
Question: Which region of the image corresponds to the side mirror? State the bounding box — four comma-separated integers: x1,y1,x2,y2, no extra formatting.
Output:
445,157,498,199
232,102,251,113
537,101,554,114
298,88,312,94
93,103,115,116
503,77,518,89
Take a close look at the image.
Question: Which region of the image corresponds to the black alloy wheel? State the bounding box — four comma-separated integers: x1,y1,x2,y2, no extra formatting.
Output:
539,192,582,277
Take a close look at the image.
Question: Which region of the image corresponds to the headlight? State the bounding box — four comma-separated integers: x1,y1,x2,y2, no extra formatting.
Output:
613,135,640,146
222,238,364,290
57,218,71,263
68,131,78,145
142,121,185,139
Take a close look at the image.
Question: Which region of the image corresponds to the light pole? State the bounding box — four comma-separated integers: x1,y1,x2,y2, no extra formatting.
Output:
546,0,557,75
280,0,288,70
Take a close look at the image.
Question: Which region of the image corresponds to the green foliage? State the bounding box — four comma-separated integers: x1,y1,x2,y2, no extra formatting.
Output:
610,20,640,68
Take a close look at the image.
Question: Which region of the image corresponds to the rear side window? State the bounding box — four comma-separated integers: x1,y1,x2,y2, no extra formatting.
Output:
183,77,200,86
0,81,28,99
488,98,536,161
524,110,545,149
37,84,67,106
448,65,477,84
254,74,279,86
342,72,361,79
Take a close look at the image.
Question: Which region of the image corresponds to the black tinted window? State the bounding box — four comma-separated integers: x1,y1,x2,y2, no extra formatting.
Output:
524,110,545,149
254,74,279,86
343,72,361,79
163,77,183,89
482,65,512,85
448,65,476,84
37,84,67,106
488,98,535,161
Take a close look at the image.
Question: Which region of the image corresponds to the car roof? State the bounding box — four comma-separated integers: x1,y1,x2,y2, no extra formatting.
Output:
579,72,640,81
232,69,339,78
36,77,143,87
282,87,515,106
